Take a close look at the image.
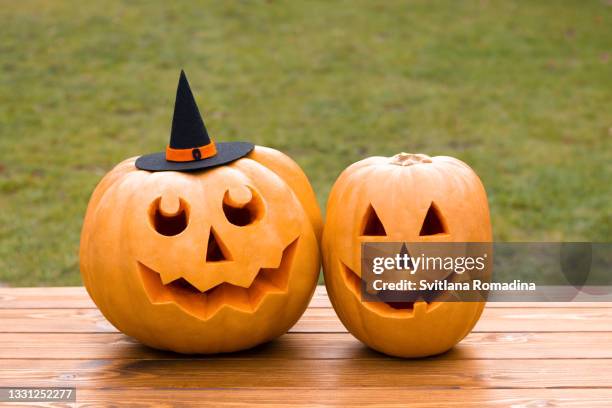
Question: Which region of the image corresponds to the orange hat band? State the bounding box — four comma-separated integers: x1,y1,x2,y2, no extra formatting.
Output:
166,142,217,162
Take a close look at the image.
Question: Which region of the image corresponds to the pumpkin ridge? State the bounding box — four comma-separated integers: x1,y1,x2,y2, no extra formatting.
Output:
245,147,323,238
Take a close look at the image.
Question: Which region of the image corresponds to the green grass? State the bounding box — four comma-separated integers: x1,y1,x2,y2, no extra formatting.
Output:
0,1,610,286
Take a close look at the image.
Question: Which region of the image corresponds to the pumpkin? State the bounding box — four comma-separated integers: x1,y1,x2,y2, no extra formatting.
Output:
322,152,492,357
80,146,322,354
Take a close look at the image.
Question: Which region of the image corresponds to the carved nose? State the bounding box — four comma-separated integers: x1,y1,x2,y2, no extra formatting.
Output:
206,228,232,262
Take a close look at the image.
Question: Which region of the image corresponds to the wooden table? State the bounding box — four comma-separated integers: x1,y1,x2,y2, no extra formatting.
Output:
1,286,612,407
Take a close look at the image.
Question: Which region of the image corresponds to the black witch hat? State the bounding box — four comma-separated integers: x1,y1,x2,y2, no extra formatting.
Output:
135,70,253,172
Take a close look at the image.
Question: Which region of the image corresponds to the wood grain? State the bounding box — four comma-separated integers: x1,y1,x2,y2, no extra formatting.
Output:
1,332,612,360
0,286,331,309
2,306,612,333
1,287,611,406
2,389,612,407
0,287,96,309
9,388,610,408
3,358,612,389
2,286,610,309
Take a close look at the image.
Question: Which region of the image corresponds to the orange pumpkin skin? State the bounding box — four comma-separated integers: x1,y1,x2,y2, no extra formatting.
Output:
322,153,492,358
80,146,321,354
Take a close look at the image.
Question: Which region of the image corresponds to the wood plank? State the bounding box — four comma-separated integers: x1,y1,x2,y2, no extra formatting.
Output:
475,307,612,332
3,306,612,333
0,287,96,309
3,286,611,309
1,331,612,360
2,358,612,389
1,286,611,406
0,308,116,333
26,388,612,407
0,287,331,309
0,308,343,333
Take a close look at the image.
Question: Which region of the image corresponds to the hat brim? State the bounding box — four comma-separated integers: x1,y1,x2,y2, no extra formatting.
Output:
135,142,254,172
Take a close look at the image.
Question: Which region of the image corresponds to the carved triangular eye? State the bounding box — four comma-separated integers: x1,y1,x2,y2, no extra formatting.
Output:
206,228,232,262
361,204,387,236
419,202,447,236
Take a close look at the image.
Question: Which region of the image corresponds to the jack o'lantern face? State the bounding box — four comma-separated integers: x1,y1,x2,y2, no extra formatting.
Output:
133,177,298,319
80,147,322,354
322,153,492,357
342,201,460,312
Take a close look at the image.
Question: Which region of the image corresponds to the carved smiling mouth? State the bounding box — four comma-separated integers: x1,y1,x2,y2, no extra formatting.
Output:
138,239,298,320
341,261,456,316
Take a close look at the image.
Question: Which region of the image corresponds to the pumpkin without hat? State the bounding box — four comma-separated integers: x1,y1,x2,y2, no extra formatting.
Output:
322,152,491,358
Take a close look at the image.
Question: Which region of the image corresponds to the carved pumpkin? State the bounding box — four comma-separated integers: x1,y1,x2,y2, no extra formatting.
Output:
322,153,492,357
80,146,322,353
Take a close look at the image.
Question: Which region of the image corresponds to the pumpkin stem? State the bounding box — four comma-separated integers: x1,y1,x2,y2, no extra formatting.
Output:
389,152,432,166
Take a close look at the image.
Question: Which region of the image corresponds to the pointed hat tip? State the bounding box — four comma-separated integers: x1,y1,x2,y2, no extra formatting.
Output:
169,69,210,150
178,69,189,88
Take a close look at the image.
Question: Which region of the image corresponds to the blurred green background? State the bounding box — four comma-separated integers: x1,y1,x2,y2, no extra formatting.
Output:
0,1,610,286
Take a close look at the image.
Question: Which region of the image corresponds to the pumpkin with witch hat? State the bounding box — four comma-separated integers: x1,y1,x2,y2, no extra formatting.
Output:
80,71,322,354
